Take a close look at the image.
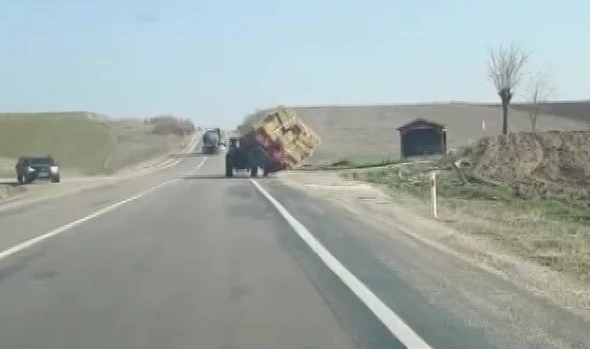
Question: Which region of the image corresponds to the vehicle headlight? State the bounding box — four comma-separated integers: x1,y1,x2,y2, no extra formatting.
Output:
50,166,59,173
27,167,35,173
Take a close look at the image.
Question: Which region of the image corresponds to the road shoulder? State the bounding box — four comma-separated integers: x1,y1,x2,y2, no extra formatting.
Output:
273,170,590,349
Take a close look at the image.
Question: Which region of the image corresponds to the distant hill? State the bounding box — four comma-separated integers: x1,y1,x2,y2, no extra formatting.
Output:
0,111,110,121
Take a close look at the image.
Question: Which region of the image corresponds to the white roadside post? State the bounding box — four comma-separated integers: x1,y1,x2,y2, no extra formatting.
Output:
430,171,438,219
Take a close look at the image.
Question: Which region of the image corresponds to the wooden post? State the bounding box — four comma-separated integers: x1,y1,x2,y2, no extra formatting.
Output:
441,129,447,155
430,171,438,219
399,129,405,160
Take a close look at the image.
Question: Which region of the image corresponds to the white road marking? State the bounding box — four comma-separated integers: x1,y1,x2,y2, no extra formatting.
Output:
304,184,374,190
0,157,208,262
250,179,433,349
124,133,201,175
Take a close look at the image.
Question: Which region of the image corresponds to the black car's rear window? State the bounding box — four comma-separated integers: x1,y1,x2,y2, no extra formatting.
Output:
29,158,55,165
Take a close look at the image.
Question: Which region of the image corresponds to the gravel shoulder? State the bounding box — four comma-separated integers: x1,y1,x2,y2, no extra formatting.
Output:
277,170,590,348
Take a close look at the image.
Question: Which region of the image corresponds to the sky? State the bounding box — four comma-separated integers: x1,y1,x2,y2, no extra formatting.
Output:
0,0,588,127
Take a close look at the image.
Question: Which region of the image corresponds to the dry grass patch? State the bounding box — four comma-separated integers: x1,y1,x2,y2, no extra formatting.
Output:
353,159,590,284
298,156,401,171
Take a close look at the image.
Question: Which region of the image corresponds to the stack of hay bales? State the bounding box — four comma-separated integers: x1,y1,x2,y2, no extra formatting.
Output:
238,106,321,170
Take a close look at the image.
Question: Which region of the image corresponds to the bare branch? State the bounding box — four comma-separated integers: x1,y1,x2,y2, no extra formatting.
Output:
487,43,531,93
526,68,555,132
487,43,532,135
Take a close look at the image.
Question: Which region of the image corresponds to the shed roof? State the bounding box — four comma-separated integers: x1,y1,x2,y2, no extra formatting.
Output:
396,118,447,131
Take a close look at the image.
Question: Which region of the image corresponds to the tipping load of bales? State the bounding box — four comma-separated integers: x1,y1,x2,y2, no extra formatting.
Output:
238,106,321,170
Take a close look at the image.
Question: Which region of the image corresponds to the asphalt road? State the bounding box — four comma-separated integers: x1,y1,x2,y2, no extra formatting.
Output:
0,153,587,349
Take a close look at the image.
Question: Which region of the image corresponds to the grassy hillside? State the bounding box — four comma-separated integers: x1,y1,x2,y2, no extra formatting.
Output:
243,102,589,166
0,113,117,175
102,118,193,174
0,112,194,177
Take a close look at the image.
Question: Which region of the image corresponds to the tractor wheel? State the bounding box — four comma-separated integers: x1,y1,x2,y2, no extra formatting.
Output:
225,158,234,177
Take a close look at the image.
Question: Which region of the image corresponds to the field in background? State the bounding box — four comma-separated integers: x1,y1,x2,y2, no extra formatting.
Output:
0,112,195,178
243,102,590,167
507,100,590,124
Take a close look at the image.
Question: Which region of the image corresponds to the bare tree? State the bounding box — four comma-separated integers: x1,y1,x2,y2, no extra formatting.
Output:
526,69,554,133
487,44,531,135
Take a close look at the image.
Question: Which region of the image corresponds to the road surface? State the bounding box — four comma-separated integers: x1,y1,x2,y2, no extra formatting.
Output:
0,153,588,349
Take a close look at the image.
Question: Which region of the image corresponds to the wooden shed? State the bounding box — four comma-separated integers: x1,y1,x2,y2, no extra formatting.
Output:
397,118,447,159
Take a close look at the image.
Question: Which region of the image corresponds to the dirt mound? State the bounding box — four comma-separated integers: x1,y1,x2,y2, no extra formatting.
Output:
457,131,590,200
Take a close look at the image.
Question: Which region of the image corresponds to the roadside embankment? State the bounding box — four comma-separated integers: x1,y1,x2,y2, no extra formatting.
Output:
0,112,197,201
332,131,590,316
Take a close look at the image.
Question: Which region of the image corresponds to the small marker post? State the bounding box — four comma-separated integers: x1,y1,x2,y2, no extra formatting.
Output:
430,171,438,219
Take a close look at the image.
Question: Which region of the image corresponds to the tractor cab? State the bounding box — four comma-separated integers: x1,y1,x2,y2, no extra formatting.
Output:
228,137,240,149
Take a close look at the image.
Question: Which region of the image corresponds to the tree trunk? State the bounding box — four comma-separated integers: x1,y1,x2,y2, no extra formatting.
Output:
530,105,540,134
499,89,512,135
501,100,508,135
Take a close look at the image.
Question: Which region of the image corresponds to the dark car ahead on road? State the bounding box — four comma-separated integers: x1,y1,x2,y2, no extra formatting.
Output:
15,155,61,184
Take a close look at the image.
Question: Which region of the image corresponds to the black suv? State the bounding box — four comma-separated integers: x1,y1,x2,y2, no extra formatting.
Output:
15,156,61,184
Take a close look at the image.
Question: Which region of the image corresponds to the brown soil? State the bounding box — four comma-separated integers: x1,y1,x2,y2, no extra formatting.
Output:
456,131,590,201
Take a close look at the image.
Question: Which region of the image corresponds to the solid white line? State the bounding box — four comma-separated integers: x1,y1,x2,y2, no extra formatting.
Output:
194,156,208,171
250,179,432,349
0,156,208,262
0,181,173,261
128,133,201,174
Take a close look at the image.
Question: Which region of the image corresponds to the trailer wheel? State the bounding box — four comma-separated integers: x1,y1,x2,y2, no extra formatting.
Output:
263,167,269,177
22,175,32,184
225,158,234,177
250,166,258,177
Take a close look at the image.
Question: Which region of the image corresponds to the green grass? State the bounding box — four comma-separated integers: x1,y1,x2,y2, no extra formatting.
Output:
358,164,590,222
0,113,117,175
349,163,590,282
